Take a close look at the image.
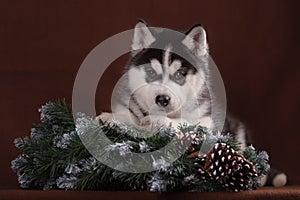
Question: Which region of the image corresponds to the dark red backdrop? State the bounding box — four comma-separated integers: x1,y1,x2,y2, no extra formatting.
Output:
0,0,299,189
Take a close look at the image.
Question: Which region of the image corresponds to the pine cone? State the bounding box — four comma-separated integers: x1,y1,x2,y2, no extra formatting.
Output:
185,131,202,156
194,142,257,192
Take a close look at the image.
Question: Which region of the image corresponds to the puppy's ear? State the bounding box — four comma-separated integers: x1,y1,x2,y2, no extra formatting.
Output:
131,20,155,54
182,24,209,56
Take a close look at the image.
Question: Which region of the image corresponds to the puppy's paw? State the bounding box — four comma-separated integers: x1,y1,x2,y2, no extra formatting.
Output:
95,112,114,123
140,115,151,127
140,115,171,131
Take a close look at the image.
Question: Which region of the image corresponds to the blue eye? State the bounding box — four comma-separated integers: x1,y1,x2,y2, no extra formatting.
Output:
174,71,186,80
146,68,157,78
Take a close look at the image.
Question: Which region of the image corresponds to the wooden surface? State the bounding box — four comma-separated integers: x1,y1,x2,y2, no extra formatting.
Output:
0,186,300,200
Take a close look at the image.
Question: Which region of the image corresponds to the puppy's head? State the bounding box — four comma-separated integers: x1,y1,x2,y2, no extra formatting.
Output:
127,20,210,117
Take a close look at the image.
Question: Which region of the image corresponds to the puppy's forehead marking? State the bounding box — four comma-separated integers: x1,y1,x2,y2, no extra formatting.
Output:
163,47,171,71
161,47,171,81
162,47,182,75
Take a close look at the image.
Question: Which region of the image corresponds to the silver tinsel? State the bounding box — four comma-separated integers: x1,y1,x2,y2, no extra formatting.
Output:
38,104,51,122
152,156,169,172
30,128,41,139
13,138,26,149
105,141,133,156
54,131,76,149
56,175,77,190
78,157,97,171
139,141,151,153
183,174,198,184
43,179,57,190
147,173,166,192
11,155,27,172
159,124,176,137
65,163,82,175
17,173,30,188
75,113,99,136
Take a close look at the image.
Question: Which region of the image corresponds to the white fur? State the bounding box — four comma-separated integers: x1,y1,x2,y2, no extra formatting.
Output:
168,60,182,75
182,26,208,56
259,174,268,187
131,22,155,52
235,124,247,150
163,47,171,72
273,173,287,187
150,59,163,74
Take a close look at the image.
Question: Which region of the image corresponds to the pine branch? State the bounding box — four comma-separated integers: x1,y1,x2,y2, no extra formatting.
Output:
11,99,270,192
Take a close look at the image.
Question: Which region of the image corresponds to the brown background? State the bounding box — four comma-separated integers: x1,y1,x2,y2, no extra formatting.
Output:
0,0,299,189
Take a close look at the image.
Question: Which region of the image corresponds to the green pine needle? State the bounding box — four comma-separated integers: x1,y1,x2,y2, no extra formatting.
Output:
11,99,270,192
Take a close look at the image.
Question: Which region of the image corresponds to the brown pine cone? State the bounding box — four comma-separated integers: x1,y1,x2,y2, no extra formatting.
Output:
194,142,257,192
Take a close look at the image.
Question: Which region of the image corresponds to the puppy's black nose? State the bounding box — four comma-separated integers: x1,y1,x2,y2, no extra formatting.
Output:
155,95,170,107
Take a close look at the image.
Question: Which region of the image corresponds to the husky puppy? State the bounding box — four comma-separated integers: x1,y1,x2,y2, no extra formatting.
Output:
101,21,212,131
98,20,287,187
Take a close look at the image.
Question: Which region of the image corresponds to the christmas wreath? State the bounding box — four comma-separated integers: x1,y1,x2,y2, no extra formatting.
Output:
11,100,270,192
